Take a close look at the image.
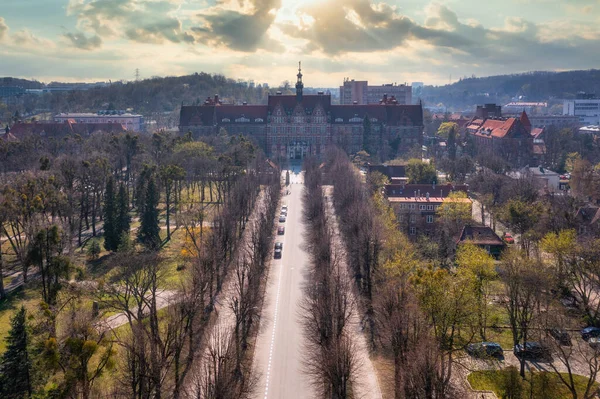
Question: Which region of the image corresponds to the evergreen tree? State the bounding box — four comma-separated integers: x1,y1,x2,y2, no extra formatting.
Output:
103,177,118,251
137,177,161,250
0,306,32,398
116,183,130,239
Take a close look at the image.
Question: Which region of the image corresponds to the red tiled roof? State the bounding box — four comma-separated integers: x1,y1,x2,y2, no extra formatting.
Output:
531,127,544,139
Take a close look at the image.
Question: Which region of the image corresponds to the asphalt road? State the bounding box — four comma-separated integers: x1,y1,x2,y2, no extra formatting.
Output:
252,171,315,399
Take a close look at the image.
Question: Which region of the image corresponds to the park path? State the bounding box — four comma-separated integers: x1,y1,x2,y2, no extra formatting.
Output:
323,185,383,399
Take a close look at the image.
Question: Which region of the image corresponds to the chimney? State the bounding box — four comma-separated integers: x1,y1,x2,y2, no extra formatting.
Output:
414,191,417,199
214,94,219,103
418,189,421,198
383,93,388,103
426,192,430,201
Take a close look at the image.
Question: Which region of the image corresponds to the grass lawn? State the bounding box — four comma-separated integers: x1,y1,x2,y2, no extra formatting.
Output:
0,286,42,354
468,369,598,399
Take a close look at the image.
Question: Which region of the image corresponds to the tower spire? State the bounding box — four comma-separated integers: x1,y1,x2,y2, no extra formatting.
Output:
296,61,303,102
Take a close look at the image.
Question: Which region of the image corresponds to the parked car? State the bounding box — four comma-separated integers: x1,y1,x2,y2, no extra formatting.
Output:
502,233,515,244
581,327,600,341
513,342,550,360
278,226,285,235
466,342,503,359
548,328,572,346
589,337,600,349
279,216,286,223
274,242,283,259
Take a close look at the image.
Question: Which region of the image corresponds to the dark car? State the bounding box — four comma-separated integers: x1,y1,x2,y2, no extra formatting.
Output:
549,328,572,346
589,337,600,349
278,226,285,235
466,342,503,359
513,342,550,360
581,327,600,341
279,216,286,223
274,242,283,259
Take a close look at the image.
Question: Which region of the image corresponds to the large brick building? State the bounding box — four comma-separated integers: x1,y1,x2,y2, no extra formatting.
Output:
465,110,538,165
179,65,424,159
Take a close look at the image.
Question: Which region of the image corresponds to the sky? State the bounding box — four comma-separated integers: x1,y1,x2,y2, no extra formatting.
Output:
1,0,600,86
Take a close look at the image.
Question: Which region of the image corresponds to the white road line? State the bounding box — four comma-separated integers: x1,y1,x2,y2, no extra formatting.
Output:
264,249,285,398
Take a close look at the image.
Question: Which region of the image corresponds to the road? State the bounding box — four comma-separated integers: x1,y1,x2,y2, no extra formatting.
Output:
252,170,316,399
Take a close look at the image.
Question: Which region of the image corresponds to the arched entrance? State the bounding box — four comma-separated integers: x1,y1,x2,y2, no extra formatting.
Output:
287,140,309,159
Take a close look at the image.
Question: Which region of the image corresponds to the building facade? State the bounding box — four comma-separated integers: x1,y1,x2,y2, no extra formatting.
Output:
563,98,600,125
340,78,412,105
180,66,424,159
465,109,537,166
528,115,580,129
54,112,144,131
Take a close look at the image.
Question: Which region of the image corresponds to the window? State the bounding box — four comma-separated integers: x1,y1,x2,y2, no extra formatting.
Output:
426,215,433,224
427,205,434,210
255,118,264,122
419,205,426,210
221,118,231,122
235,117,250,123
485,245,491,253
410,227,416,235
410,204,416,210
410,215,416,223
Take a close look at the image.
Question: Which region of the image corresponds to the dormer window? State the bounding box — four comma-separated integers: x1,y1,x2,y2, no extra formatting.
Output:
221,118,231,122
335,118,343,123
235,117,250,123
370,118,378,122
349,116,362,123
255,118,264,123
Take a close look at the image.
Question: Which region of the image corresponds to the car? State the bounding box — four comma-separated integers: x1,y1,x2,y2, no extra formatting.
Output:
274,242,283,250
513,342,550,360
279,216,286,223
281,205,288,211
548,328,572,346
589,337,600,349
274,248,282,259
502,233,515,244
278,226,285,235
466,342,503,359
280,210,287,217
581,327,600,341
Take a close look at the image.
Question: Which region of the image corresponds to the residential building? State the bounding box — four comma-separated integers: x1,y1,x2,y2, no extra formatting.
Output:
340,78,412,105
386,183,471,237
180,65,424,159
456,225,505,259
367,163,406,182
579,125,600,136
54,111,144,131
563,97,600,125
575,205,600,236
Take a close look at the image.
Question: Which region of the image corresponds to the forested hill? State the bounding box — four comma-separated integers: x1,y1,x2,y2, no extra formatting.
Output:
1,73,283,117
419,69,600,109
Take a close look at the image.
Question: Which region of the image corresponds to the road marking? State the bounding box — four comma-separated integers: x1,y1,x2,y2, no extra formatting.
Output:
264,240,284,399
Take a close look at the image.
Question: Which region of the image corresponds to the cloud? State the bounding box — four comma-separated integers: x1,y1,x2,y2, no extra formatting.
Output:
0,17,8,40
67,0,195,44
191,0,283,51
63,31,102,49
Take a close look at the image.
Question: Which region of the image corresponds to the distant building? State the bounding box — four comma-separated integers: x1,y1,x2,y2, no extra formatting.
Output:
475,104,502,119
503,102,548,115
456,225,505,259
367,164,406,181
0,86,25,98
465,107,539,166
340,78,412,105
563,97,600,125
528,115,580,129
579,125,600,136
6,120,125,140
180,65,424,159
54,111,144,131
